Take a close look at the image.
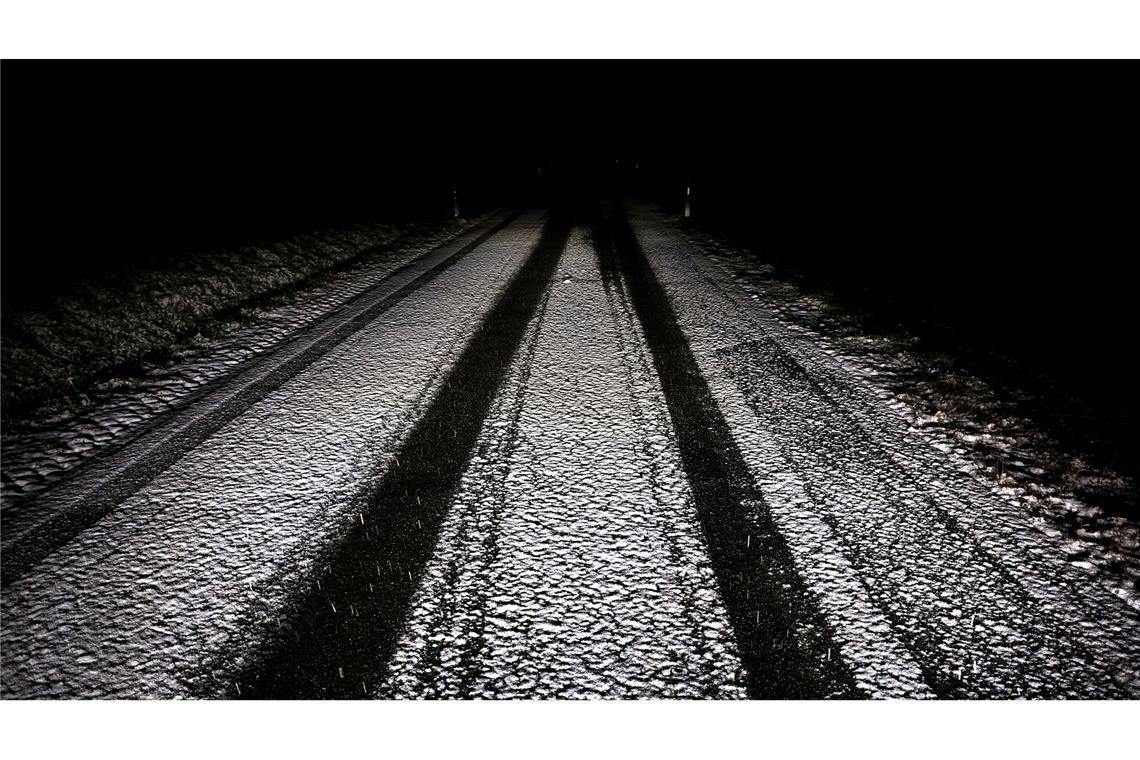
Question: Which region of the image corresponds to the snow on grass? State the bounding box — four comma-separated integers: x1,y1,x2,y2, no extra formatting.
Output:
679,219,1140,608
1,217,474,427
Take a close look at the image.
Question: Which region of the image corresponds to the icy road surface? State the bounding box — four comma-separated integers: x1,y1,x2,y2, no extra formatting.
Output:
2,204,1138,699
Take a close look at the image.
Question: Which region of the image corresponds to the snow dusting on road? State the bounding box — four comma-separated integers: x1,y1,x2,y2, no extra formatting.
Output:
629,203,1140,698
384,229,744,698
2,202,1137,700
1,213,546,698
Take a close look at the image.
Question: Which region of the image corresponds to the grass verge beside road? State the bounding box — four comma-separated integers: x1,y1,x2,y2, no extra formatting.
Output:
1,216,481,430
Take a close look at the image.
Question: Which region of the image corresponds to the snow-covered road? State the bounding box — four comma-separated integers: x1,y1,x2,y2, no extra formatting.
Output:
383,229,744,699
2,202,1137,699
1,211,546,697
625,203,1140,698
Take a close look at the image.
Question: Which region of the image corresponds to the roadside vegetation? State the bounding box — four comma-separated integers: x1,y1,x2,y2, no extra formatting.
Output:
1,217,474,430
678,216,1139,600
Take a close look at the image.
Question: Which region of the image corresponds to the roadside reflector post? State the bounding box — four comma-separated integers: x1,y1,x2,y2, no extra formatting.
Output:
683,185,692,219
452,183,460,219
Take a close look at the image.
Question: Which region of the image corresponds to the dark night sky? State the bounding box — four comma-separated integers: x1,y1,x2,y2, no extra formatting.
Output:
2,62,1137,418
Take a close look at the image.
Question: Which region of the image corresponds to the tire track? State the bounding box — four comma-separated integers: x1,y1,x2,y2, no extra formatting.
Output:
1,210,523,588
382,225,745,699
381,285,552,697
626,202,1140,698
2,212,546,699
233,214,571,698
597,205,860,699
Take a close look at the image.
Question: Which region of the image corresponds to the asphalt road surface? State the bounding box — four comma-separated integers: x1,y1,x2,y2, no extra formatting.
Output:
2,202,1138,699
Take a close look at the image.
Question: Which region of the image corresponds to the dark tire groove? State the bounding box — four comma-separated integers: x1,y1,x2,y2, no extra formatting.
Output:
1,210,522,588
232,213,571,698
595,203,862,699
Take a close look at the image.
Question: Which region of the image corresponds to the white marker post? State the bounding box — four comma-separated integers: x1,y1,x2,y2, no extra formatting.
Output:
683,185,691,219
452,183,460,218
